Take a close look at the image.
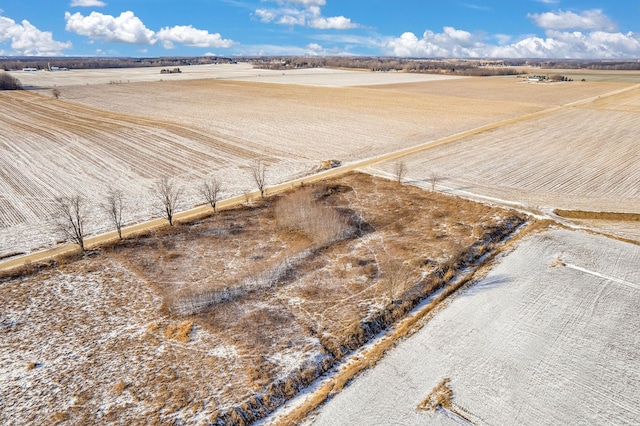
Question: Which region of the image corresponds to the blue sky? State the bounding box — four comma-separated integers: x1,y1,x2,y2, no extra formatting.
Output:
1,1,639,58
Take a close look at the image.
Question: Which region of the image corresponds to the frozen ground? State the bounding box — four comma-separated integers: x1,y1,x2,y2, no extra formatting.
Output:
309,229,640,426
9,63,462,88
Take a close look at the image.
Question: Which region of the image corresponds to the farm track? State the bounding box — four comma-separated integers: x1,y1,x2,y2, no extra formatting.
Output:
2,82,639,272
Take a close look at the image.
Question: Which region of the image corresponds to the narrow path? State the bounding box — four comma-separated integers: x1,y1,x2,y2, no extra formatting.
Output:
2,83,638,273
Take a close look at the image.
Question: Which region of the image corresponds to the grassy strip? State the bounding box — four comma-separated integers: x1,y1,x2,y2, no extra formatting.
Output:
273,219,536,426
555,209,640,222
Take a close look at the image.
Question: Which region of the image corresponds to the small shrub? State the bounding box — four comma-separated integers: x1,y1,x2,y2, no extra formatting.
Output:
164,320,194,343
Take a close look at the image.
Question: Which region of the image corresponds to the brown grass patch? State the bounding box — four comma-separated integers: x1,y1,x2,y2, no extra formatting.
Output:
555,209,640,222
418,378,452,412
3,172,528,425
112,381,128,395
164,320,194,343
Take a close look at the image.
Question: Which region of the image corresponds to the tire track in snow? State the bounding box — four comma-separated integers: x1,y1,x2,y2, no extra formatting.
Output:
563,263,640,291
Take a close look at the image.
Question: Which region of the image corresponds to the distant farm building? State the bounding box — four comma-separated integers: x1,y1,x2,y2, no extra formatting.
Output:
160,68,182,74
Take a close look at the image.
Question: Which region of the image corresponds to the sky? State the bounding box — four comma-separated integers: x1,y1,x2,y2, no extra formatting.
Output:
1,1,640,58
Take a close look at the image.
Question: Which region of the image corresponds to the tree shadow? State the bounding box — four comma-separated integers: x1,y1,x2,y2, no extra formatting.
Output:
459,274,511,297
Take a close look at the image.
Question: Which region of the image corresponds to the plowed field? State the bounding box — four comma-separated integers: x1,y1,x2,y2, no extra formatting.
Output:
366,85,640,241
0,68,633,257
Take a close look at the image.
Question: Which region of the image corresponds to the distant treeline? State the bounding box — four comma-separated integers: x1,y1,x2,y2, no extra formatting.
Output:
522,59,640,70
0,56,236,71
252,57,640,75
251,57,527,76
2,55,639,74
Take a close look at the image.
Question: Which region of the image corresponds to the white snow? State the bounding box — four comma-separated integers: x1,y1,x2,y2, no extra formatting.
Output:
308,229,640,425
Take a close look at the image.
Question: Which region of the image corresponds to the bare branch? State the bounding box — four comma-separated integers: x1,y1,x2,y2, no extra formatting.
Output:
152,177,182,226
52,195,86,251
249,159,267,198
101,187,125,239
380,258,413,305
429,171,440,192
394,160,407,183
200,178,223,213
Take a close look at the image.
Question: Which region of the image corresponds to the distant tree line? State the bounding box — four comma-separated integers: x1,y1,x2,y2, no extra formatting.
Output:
517,59,640,70
251,56,527,76
3,55,638,74
0,56,236,71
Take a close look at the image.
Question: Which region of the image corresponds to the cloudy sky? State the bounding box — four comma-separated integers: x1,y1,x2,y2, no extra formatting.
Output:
1,0,639,58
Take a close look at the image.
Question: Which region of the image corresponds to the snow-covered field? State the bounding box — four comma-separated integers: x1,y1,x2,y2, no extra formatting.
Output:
4,70,596,259
309,229,640,425
364,85,640,241
9,63,462,88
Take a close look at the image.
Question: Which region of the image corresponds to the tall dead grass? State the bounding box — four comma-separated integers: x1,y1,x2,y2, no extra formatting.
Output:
274,187,352,247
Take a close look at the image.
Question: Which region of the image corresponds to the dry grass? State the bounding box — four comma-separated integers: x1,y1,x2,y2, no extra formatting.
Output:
555,209,640,221
1,172,527,425
418,378,453,412
164,320,194,343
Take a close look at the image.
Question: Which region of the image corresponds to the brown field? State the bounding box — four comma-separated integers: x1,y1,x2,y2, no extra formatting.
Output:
0,70,630,258
0,172,527,425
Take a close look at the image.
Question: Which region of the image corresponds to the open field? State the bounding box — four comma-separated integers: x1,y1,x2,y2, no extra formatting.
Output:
0,173,526,425
0,67,631,259
2,63,640,425
8,63,463,88
365,84,640,241
308,229,640,426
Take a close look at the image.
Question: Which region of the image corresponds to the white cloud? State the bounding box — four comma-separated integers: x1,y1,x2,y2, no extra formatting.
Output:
65,11,156,44
304,42,349,55
385,26,640,59
65,11,234,50
255,9,277,23
70,0,107,7
255,0,358,30
386,27,485,58
285,0,326,6
156,25,234,49
529,9,617,32
0,16,72,55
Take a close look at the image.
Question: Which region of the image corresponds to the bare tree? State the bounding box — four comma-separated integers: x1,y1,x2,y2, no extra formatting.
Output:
394,160,407,183
52,195,86,251
51,87,61,99
249,159,267,198
429,171,440,191
153,177,181,226
380,259,413,305
200,178,223,213
101,188,125,239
